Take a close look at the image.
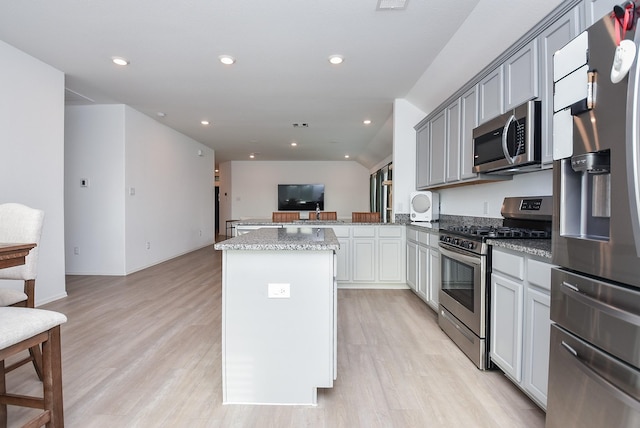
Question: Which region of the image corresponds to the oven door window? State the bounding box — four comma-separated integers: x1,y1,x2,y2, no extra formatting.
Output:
441,251,477,312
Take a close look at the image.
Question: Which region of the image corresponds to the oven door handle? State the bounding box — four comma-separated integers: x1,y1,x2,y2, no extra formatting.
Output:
439,244,481,267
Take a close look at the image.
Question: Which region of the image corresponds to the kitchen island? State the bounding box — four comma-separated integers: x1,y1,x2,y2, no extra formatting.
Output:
214,227,339,405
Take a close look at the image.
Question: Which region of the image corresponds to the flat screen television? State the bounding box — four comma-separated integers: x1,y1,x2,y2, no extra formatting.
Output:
278,184,324,211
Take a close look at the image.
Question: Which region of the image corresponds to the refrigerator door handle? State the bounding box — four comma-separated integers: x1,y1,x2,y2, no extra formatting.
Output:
560,281,640,325
626,31,640,257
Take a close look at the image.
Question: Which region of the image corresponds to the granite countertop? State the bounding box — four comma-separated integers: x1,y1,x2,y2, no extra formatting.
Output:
214,226,340,251
486,238,552,261
232,219,400,226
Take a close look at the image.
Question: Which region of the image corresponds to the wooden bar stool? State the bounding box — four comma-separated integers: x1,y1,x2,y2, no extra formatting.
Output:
308,211,337,220
272,212,300,222
351,212,380,223
0,307,67,428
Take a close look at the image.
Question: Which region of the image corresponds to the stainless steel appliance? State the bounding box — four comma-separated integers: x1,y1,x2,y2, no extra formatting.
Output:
548,4,640,426
438,196,552,369
472,100,542,174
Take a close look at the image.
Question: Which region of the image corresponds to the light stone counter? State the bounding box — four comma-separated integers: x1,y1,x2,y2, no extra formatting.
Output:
486,238,552,261
214,226,339,251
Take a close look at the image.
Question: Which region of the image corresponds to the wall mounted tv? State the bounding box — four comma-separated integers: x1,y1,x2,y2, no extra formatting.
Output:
278,184,324,211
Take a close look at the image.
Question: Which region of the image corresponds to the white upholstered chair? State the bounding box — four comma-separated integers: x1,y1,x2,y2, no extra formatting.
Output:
0,203,45,379
0,307,66,427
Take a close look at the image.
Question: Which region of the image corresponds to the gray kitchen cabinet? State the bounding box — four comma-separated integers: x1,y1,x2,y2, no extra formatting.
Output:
584,0,618,26
378,226,405,282
406,226,439,311
416,123,430,189
428,245,440,310
490,247,555,410
491,271,524,381
332,226,351,282
352,227,376,282
478,66,504,124
460,86,479,180
504,40,539,110
445,99,461,183
538,4,582,166
417,244,429,300
406,239,418,291
428,110,446,186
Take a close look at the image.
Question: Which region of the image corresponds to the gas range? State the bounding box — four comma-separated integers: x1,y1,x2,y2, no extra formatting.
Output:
438,196,553,255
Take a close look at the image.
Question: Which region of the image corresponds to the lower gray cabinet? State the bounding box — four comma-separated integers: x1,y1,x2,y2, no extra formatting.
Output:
490,247,555,410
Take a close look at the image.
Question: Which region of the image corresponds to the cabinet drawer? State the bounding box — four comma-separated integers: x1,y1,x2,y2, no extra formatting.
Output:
379,226,403,238
418,231,430,246
527,259,555,291
331,226,351,238
353,226,376,238
492,250,525,280
407,228,419,242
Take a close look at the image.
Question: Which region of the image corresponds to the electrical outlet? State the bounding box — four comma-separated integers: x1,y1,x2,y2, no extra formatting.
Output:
146,241,151,250
73,247,79,255
483,201,489,214
268,283,290,298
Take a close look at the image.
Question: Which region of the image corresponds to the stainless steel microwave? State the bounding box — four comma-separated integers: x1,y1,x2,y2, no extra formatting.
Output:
472,100,541,174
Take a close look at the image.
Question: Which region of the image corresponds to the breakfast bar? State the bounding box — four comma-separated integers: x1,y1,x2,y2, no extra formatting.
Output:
214,227,340,405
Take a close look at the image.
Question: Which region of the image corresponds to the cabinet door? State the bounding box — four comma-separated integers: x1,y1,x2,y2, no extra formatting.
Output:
416,124,430,189
406,241,417,291
539,6,581,166
460,86,479,180
490,271,524,382
585,0,618,27
504,40,539,110
352,239,376,282
523,286,551,409
428,110,446,186
478,66,504,124
379,239,404,282
427,248,440,311
446,99,461,183
417,244,429,300
335,238,350,282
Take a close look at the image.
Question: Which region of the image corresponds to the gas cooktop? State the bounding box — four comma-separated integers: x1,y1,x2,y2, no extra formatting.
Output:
443,225,551,239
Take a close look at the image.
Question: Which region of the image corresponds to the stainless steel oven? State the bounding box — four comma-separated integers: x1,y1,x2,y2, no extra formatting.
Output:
438,196,552,370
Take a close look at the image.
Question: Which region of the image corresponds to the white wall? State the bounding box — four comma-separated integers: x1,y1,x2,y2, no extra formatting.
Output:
0,40,67,305
65,104,215,275
227,161,370,220
393,99,426,216
65,105,126,274
439,169,553,218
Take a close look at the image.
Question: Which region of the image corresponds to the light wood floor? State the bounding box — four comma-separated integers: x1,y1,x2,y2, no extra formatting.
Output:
6,245,545,427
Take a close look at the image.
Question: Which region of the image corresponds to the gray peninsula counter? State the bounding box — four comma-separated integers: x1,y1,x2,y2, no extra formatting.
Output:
214,227,339,405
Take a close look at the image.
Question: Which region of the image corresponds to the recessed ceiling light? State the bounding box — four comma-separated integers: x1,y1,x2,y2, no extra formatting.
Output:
344,154,350,159
156,112,166,118
249,153,255,159
291,142,298,147
328,55,344,65
112,57,129,66
363,119,372,125
215,169,219,173
219,55,236,65
201,120,210,125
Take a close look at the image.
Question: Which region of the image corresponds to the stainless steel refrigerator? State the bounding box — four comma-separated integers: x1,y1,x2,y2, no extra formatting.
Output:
548,2,640,426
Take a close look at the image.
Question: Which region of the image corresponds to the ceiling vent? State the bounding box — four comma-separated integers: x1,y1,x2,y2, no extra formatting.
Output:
292,123,309,128
64,88,95,105
376,0,408,10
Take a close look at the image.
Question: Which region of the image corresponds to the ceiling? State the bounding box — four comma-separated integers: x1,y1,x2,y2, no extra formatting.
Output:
0,0,564,170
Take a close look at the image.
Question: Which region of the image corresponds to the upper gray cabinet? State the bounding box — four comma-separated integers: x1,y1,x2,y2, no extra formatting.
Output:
539,4,582,166
504,40,540,110
478,66,504,124
584,0,619,26
428,110,447,186
460,86,479,180
416,122,430,189
445,99,461,183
